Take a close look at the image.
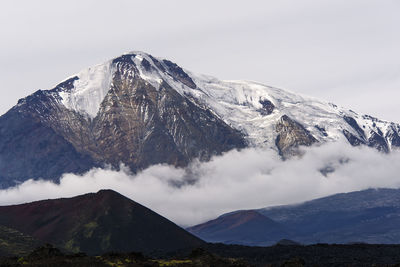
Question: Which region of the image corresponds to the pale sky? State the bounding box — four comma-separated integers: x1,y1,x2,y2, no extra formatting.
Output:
1,0,399,122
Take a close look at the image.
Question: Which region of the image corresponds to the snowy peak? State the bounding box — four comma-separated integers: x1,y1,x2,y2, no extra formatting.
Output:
56,51,199,118
47,51,400,153
0,51,247,187
38,51,400,154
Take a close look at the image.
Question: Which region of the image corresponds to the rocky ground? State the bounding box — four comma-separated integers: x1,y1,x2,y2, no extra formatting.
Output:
4,243,400,267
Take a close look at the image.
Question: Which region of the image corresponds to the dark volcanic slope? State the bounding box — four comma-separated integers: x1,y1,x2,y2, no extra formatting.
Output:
188,210,287,246
0,190,204,255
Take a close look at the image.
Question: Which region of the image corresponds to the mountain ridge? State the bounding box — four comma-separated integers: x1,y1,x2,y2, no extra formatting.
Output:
188,188,400,246
187,210,288,246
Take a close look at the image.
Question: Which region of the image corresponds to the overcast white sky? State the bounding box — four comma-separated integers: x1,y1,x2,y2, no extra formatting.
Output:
1,0,399,122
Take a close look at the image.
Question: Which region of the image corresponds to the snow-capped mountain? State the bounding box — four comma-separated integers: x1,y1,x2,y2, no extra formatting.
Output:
0,51,399,188
55,51,400,153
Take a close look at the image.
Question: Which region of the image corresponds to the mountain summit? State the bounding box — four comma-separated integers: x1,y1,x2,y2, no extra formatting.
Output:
0,51,399,187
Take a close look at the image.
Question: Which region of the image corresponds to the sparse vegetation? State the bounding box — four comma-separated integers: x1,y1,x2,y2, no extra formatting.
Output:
155,259,193,266
83,221,98,238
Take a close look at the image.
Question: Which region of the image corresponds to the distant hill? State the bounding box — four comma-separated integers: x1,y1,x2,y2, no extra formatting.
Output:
188,188,400,245
0,190,204,255
188,210,287,246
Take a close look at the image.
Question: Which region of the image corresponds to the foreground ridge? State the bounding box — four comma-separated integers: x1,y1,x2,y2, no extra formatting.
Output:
0,189,204,255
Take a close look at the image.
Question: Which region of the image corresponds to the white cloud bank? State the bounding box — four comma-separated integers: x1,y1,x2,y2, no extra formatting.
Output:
1,141,400,227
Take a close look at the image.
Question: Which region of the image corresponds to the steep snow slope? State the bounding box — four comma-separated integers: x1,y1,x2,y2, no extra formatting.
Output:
59,62,114,118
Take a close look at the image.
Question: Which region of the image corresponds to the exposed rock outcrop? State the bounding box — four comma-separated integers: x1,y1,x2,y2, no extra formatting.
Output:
275,115,317,157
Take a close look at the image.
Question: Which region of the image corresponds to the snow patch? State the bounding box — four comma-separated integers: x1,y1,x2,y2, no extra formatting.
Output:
59,61,114,118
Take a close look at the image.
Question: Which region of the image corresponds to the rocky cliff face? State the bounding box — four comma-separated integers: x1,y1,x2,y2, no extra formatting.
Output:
0,97,96,188
0,51,399,187
275,115,318,157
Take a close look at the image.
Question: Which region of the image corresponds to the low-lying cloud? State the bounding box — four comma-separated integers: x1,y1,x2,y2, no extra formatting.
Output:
1,141,400,227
